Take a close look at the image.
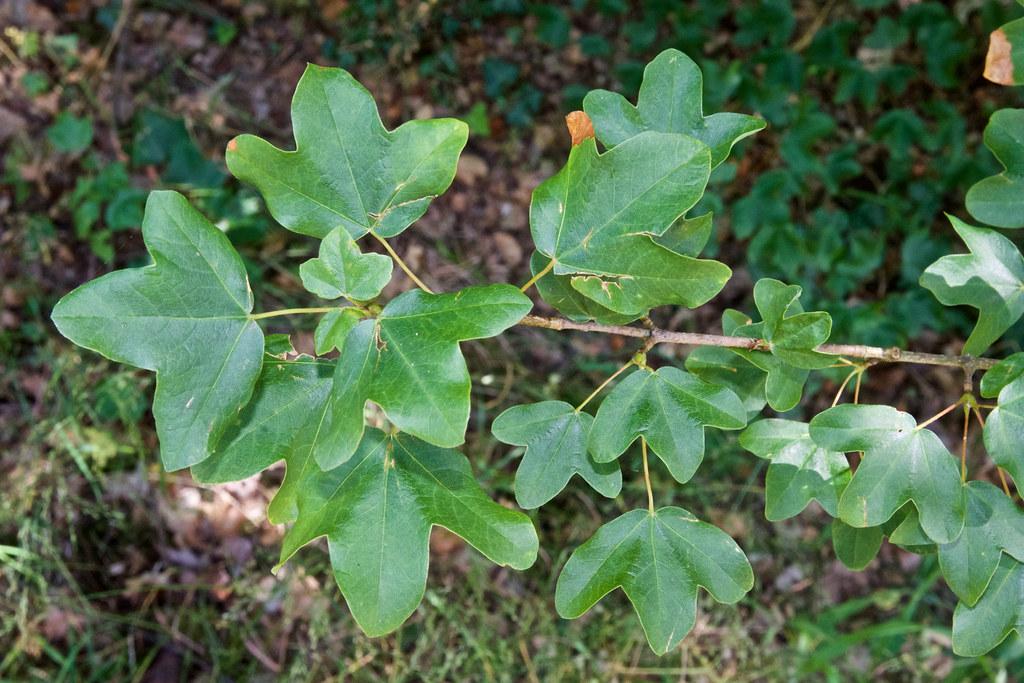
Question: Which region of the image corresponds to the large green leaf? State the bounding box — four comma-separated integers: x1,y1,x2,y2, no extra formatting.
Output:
555,507,753,655
227,64,467,239
939,481,1024,606
984,375,1024,488
280,429,538,637
530,131,731,315
980,352,1024,398
809,404,966,544
588,367,747,483
966,109,1024,228
51,191,264,471
313,284,532,468
739,419,851,521
952,555,1024,656
583,49,765,168
729,279,834,412
299,227,392,301
920,216,1024,356
492,401,621,509
191,356,333,525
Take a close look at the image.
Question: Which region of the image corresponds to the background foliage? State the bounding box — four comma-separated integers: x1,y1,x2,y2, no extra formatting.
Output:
2,0,1024,680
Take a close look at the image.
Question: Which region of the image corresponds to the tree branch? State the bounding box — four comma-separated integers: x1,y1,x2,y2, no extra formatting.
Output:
518,315,1000,371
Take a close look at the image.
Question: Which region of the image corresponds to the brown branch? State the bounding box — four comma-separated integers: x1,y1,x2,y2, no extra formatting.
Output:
518,315,1000,371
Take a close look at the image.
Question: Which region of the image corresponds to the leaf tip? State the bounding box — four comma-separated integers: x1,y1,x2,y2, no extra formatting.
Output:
565,111,595,146
985,29,1016,85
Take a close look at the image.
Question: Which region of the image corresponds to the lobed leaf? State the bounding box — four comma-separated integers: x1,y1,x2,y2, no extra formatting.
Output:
313,284,532,468
980,352,1024,398
299,227,393,301
739,419,851,521
583,49,765,168
51,191,264,471
952,555,1024,656
810,404,966,544
227,64,467,239
492,401,621,509
984,375,1024,488
966,109,1024,228
588,367,747,483
280,429,538,637
555,507,753,655
920,216,1024,356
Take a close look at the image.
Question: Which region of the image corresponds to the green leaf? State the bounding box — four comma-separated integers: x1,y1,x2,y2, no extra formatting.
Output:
980,352,1024,399
555,507,753,655
809,404,966,544
529,252,637,325
52,191,264,471
583,49,765,168
492,401,621,509
939,481,1024,606
588,367,746,483
966,109,1024,228
227,64,468,239
832,520,883,571
279,429,538,637
729,279,834,412
920,216,1024,356
47,112,93,154
739,419,851,521
299,228,392,301
264,334,294,357
952,555,1024,656
314,284,532,468
985,376,1024,488
530,132,731,315
684,345,767,417
313,308,362,356
652,211,714,257
191,356,333,525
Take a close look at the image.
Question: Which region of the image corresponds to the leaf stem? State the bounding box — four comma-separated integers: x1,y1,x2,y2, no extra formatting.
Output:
641,437,654,514
915,401,961,431
961,405,970,483
575,358,636,412
853,369,864,404
519,258,555,293
830,368,859,407
250,307,335,320
517,315,1001,371
370,230,434,294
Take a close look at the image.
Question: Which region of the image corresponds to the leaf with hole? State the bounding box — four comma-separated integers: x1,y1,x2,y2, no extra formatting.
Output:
51,191,264,471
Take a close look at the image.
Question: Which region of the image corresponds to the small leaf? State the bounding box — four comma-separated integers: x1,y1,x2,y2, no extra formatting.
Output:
227,64,468,239
980,352,1024,398
966,109,1024,228
555,507,753,655
191,356,333,525
810,404,966,544
47,112,94,153
583,49,765,168
832,520,883,571
920,216,1024,356
492,401,621,509
730,279,834,412
739,419,851,520
314,284,532,468
939,481,1024,606
299,228,392,301
588,367,746,483
952,556,1024,656
530,131,731,315
984,375,1024,488
313,308,362,355
52,191,264,471
280,429,539,637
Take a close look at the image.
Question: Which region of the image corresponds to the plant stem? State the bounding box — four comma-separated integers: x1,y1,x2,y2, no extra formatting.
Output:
250,307,335,320
831,369,858,407
961,405,970,483
517,315,1000,371
575,358,636,412
915,401,961,431
641,437,654,514
519,258,555,293
370,230,434,294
